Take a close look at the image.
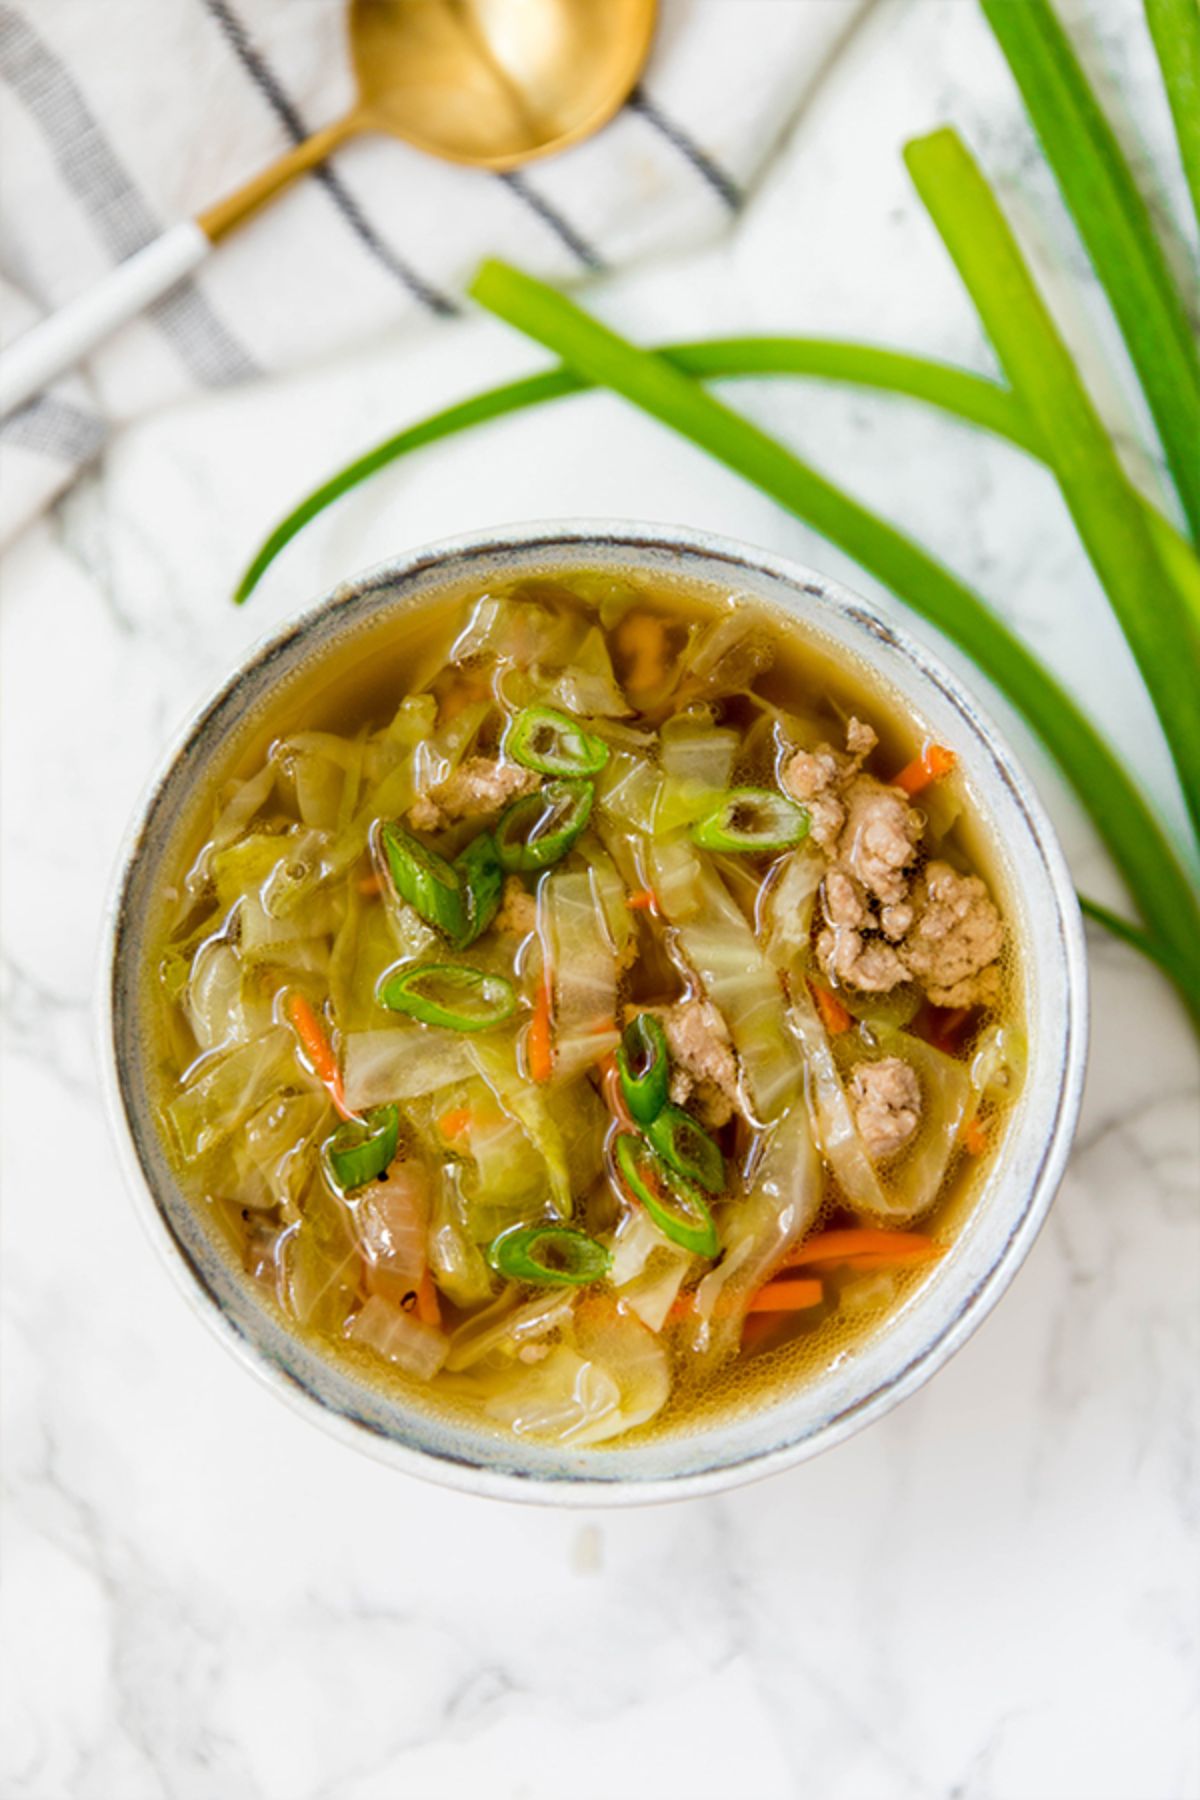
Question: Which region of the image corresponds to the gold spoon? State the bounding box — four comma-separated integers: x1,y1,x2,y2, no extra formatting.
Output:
0,0,657,416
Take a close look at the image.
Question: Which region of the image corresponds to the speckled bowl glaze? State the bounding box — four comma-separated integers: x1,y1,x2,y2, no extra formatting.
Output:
104,522,1088,1504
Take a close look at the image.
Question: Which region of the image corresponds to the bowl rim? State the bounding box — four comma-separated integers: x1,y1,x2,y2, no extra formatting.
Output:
101,519,1089,1505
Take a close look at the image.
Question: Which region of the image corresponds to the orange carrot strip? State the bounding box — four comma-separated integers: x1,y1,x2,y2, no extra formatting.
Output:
963,1114,989,1155
626,889,658,912
893,742,957,796
357,870,383,895
528,975,554,1083
746,1278,824,1313
781,1227,944,1269
415,1267,441,1327
438,1106,473,1141
740,1313,783,1352
285,992,355,1120
829,1252,932,1273
810,981,852,1035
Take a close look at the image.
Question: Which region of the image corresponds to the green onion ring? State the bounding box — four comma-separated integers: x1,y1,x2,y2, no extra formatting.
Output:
378,962,516,1031
506,705,610,778
616,1013,671,1126
495,777,594,872
614,1134,719,1259
379,822,469,943
645,1104,725,1194
486,1223,611,1286
323,1104,400,1192
691,788,810,853
454,831,504,945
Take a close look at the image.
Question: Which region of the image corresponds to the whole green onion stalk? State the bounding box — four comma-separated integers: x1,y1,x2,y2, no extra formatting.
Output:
469,257,1200,1028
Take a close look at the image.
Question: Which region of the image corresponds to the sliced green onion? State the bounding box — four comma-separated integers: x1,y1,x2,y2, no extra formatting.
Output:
495,777,594,872
486,1223,611,1286
616,1013,671,1126
645,1104,725,1194
379,822,469,943
454,830,504,944
235,337,1194,620
323,1104,399,1192
506,705,610,777
691,788,810,853
378,962,516,1031
1145,0,1200,242
614,1134,719,1259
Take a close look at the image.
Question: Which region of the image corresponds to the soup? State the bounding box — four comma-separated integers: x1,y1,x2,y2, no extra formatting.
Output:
149,570,1023,1447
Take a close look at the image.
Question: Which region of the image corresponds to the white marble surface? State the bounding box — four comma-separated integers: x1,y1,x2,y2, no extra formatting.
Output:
3,2,1199,1796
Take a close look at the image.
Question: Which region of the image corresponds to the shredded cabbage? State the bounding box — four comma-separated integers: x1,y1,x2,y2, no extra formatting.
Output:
652,777,726,838
346,1295,448,1380
570,1308,671,1443
654,841,804,1119
353,1161,429,1288
679,608,771,703
230,1089,325,1214
479,1307,669,1444
659,711,738,787
465,1036,574,1219
343,1025,476,1109
788,988,971,1224
444,1289,576,1372
167,1026,295,1161
414,698,490,795
970,1022,1028,1106
282,1182,360,1333
762,845,826,965
688,1102,820,1367
547,868,618,1082
428,1163,494,1307
596,749,661,834
186,938,246,1052
481,1345,621,1440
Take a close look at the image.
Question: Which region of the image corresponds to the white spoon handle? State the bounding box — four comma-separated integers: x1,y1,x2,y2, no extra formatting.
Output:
0,221,210,417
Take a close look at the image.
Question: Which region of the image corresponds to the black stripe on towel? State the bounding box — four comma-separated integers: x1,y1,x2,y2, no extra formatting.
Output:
497,172,604,272
628,86,743,213
201,0,456,318
0,5,258,386
0,394,107,465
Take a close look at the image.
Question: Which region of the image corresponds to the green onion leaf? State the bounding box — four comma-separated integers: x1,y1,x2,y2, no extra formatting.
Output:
495,777,594,872
1145,0,1200,241
379,822,469,944
468,261,1200,1024
235,338,1195,621
904,127,1200,840
645,1103,726,1195
506,705,611,777
486,1223,611,1286
980,0,1200,544
378,962,516,1031
324,1104,399,1192
691,787,810,853
614,1134,719,1259
453,830,504,945
616,1013,671,1126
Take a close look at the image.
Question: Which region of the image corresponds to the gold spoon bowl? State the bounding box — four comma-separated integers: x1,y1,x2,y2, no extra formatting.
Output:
203,0,658,238
0,0,657,414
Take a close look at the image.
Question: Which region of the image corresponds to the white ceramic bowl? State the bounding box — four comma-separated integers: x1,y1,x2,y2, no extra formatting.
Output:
104,522,1088,1504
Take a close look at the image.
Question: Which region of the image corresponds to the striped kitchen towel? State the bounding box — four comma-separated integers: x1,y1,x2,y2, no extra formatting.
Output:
0,0,869,546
